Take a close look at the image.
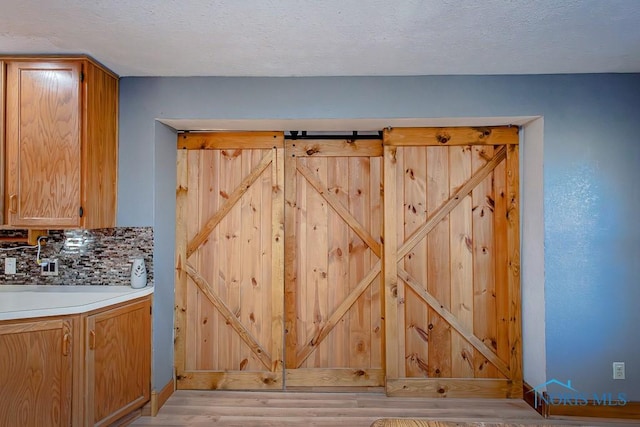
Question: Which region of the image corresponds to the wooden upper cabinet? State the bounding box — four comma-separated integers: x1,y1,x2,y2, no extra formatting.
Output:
4,58,118,228
6,61,82,227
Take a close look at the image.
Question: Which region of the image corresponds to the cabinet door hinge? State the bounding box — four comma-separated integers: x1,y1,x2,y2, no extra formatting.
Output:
150,306,153,315
79,206,84,218
80,71,85,82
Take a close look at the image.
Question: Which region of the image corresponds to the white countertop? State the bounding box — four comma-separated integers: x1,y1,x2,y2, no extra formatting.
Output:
0,285,154,321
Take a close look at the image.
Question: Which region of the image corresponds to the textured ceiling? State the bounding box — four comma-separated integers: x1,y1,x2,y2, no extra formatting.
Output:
1,0,639,77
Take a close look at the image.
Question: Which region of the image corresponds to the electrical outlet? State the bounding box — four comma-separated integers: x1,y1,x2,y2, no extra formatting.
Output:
4,258,17,275
613,362,625,380
41,259,59,276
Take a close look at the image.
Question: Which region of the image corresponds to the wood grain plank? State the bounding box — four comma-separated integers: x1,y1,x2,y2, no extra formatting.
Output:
327,156,350,368
307,156,330,368
287,139,383,157
285,368,385,387
295,158,309,369
394,147,407,378
198,150,219,371
382,145,400,380
260,149,273,371
229,150,248,370
493,155,510,371
215,148,232,372
239,149,262,371
385,378,514,398
178,132,283,150
177,371,283,390
402,146,430,378
471,145,498,378
348,156,373,369
284,148,298,369
186,150,201,371
211,150,224,370
448,145,475,378
271,145,285,373
229,148,246,372
506,144,523,397
174,149,188,379
426,146,452,378
369,156,384,371
186,151,273,258
384,127,519,147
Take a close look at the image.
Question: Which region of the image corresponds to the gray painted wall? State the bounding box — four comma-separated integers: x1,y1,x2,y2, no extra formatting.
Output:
118,74,640,400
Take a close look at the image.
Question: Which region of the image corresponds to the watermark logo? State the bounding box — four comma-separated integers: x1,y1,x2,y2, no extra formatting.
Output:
530,379,627,408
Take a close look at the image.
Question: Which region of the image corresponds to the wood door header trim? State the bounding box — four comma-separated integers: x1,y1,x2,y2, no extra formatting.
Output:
384,126,519,146
178,131,284,149
178,127,518,150
286,139,383,157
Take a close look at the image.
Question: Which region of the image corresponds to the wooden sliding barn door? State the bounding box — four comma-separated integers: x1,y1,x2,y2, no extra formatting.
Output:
174,127,522,395
175,132,285,390
284,139,384,388
382,127,522,398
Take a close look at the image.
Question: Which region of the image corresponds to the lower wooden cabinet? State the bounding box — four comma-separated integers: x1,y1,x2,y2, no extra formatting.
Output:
0,295,151,426
0,317,75,426
85,298,151,426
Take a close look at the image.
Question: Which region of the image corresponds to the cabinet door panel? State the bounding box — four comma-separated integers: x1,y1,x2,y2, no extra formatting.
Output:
82,61,118,228
86,298,151,426
6,61,82,227
0,319,72,426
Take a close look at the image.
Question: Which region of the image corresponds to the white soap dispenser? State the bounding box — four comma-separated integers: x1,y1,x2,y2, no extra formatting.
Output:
130,258,147,288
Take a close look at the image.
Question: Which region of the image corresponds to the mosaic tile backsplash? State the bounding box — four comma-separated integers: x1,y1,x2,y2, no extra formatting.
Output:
0,227,153,286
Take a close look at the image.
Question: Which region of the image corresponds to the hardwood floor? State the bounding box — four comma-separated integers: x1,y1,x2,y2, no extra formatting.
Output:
131,390,637,426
